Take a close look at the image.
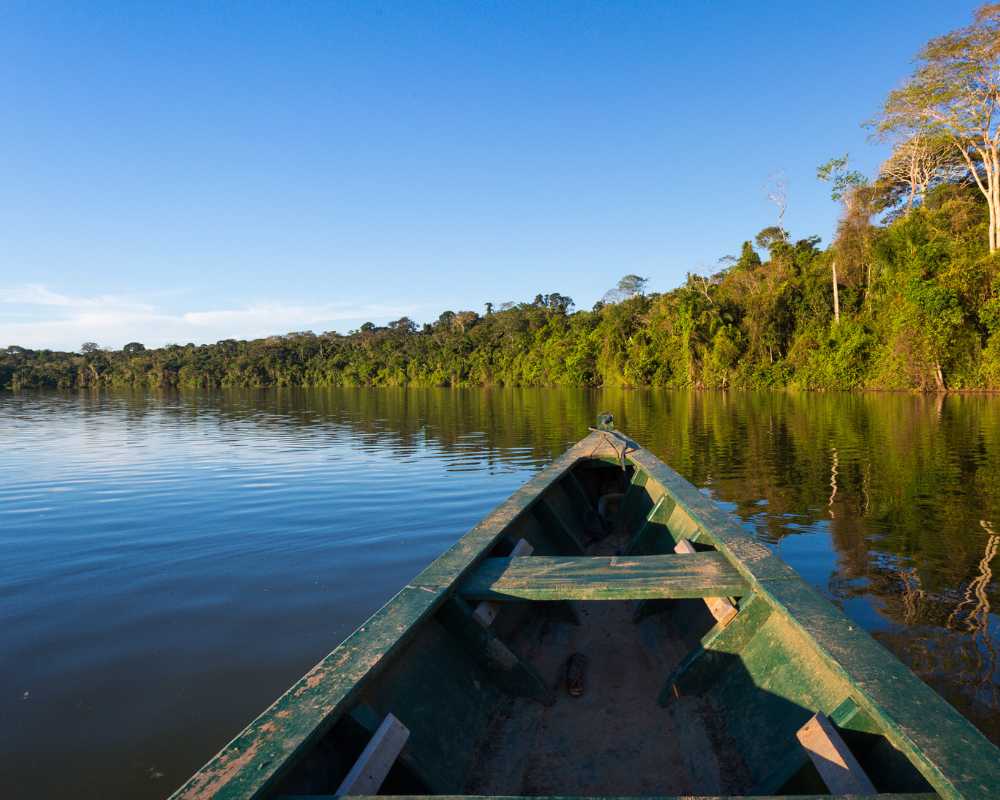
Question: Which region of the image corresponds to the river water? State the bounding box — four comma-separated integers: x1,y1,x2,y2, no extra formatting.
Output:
2,388,998,798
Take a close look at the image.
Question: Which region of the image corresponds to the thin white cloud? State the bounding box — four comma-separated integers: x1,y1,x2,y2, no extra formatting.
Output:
1,283,154,312
0,284,415,351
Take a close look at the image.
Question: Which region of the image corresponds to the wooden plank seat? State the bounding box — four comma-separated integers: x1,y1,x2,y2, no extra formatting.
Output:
458,552,748,602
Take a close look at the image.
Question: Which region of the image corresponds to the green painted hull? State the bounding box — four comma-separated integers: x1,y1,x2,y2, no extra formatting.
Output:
171,429,1000,800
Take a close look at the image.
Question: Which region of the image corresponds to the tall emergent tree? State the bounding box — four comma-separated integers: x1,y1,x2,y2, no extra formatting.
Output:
603,274,649,303
876,3,1000,251
817,155,869,322
878,133,962,213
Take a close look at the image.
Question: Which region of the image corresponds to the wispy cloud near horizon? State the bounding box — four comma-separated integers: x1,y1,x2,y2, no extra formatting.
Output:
0,284,415,351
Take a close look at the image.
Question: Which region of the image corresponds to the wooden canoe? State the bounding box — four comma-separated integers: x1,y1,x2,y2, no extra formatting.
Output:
171,422,1000,800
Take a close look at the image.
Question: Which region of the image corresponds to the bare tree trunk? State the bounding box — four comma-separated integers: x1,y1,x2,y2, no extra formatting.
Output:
954,140,998,252
832,261,840,324
986,185,996,252
990,201,996,253
934,360,946,392
988,145,997,252
907,158,917,213
866,259,872,312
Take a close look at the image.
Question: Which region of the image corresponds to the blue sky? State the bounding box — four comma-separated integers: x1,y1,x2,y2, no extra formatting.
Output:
0,1,982,350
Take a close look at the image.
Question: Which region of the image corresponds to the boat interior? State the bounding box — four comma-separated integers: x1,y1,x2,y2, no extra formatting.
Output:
271,456,937,799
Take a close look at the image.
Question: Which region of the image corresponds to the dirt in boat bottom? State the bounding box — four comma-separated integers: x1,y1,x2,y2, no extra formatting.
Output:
464,532,753,796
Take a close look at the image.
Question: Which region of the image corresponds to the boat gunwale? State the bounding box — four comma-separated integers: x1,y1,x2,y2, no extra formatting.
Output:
170,430,1000,800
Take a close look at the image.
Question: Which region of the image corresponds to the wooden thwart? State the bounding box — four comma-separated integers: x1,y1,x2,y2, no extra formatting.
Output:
473,539,533,626
460,552,748,602
335,713,410,796
674,539,738,625
797,712,877,795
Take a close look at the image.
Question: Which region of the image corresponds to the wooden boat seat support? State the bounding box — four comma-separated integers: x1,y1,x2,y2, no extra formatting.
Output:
659,592,772,705
749,697,878,794
458,552,748,602
630,528,719,622
674,538,739,625
345,704,435,792
334,712,409,796
473,539,534,626
797,710,877,795
436,596,555,706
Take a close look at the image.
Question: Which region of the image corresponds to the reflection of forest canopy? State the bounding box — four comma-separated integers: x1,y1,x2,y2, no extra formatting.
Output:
52,386,1000,739
15,383,1000,740
63,386,1000,612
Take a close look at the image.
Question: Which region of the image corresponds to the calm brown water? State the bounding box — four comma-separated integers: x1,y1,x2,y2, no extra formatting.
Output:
2,388,998,798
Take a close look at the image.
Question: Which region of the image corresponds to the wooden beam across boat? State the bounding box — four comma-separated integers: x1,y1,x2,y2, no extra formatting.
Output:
458,552,748,601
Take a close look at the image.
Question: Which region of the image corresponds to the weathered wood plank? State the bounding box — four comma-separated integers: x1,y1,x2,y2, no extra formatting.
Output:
674,539,738,626
335,713,409,796
472,539,533,626
666,503,701,541
460,553,748,602
829,695,881,735
436,597,555,706
661,592,772,703
749,697,873,795
797,712,877,795
347,705,434,792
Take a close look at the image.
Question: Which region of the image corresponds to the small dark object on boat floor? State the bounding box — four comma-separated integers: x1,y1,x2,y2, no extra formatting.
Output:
565,652,588,697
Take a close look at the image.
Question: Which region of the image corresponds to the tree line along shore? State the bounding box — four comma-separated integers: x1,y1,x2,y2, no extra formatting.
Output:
7,5,1000,393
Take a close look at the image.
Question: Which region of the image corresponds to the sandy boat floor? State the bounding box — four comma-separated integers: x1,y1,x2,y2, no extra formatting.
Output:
464,531,752,795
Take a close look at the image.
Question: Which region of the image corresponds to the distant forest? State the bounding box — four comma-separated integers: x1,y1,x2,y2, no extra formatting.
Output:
7,6,1000,393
